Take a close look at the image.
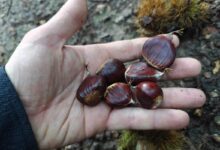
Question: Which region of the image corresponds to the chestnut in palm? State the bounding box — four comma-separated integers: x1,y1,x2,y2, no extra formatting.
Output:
135,82,163,109
76,75,107,106
142,36,176,71
125,62,164,86
104,83,134,107
97,59,126,85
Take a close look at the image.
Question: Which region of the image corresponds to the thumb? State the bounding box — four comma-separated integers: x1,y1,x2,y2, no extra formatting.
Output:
45,0,87,42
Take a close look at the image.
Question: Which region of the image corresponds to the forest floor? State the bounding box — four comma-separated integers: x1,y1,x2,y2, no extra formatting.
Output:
0,0,220,149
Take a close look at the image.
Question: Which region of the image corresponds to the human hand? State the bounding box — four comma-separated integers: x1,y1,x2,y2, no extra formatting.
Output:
5,0,206,149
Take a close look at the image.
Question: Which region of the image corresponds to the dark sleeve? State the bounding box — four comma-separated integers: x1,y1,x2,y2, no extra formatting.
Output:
0,67,38,150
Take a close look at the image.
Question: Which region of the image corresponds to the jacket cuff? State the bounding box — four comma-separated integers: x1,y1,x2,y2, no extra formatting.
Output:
0,67,38,150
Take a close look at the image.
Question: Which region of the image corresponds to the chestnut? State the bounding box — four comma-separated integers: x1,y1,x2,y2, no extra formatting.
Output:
76,75,107,106
125,62,164,86
104,83,134,107
142,36,176,71
97,59,126,85
135,82,163,109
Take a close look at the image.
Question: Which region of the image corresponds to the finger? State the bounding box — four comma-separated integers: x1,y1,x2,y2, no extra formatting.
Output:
164,58,202,80
161,88,206,108
105,34,179,61
90,34,179,62
81,35,179,73
107,108,189,130
45,0,87,41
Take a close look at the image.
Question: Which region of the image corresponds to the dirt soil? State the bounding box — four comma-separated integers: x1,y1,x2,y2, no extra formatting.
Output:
0,0,220,150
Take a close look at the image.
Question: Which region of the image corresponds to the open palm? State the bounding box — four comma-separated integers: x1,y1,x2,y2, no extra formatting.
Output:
5,0,206,149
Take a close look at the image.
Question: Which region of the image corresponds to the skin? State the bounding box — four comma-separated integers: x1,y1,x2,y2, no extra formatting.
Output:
5,0,206,149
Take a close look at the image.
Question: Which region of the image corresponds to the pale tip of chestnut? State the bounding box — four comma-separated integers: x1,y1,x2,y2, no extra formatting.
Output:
151,95,163,109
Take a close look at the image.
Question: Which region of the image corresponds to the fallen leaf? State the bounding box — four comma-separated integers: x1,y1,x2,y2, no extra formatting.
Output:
213,60,220,75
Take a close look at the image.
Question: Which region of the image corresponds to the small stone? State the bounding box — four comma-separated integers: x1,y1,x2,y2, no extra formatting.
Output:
39,20,46,25
64,143,80,150
213,60,220,75
64,145,73,150
214,41,220,48
214,116,220,126
8,27,16,36
212,134,220,143
95,4,106,13
179,81,185,87
204,72,212,79
202,57,211,66
205,34,212,39
95,133,105,141
216,22,220,28
105,131,112,140
103,141,117,150
90,142,100,150
82,139,93,148
202,26,218,35
121,8,132,18
194,109,203,117
210,90,219,98
114,15,124,23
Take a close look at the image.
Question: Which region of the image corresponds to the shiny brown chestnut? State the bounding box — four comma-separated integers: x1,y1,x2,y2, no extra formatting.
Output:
76,75,107,106
104,83,134,107
142,36,176,71
135,82,163,109
125,62,164,86
97,59,126,85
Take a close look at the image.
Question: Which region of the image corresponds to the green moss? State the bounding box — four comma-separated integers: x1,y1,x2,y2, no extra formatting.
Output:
136,0,209,36
118,130,185,150
118,131,138,150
